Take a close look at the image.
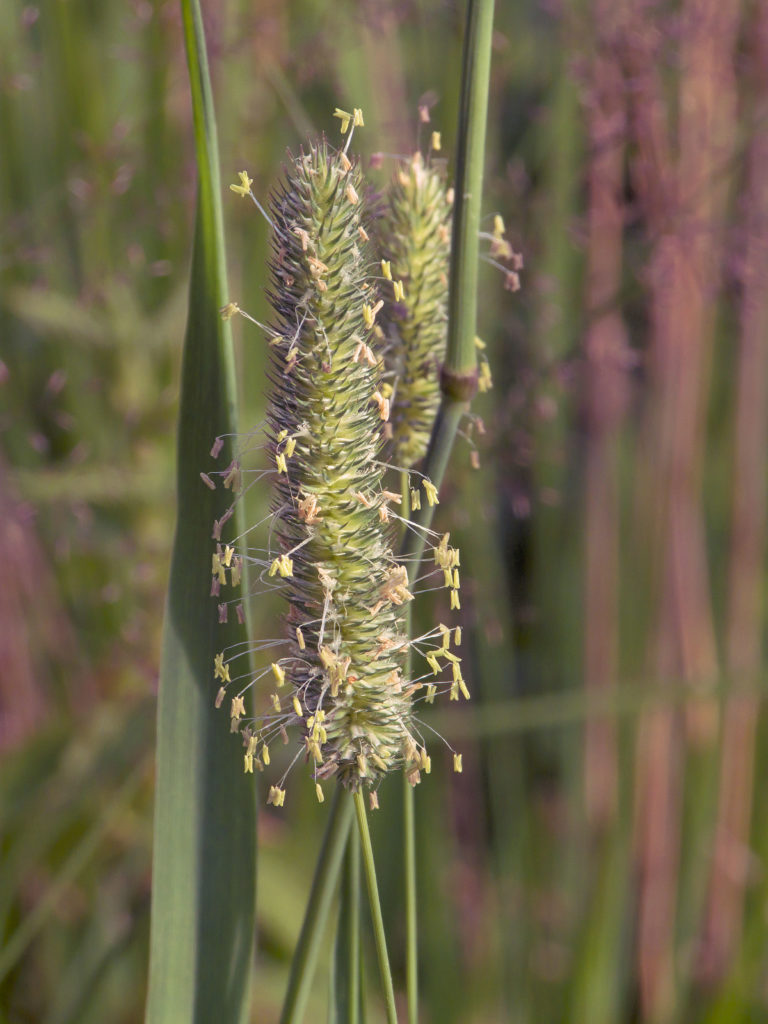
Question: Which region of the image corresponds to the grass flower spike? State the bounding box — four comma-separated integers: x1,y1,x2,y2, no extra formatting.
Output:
377,150,451,467
263,139,421,792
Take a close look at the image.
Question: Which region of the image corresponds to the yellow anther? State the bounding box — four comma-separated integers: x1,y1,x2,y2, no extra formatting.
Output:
230,170,253,197
278,555,293,577
214,651,226,681
220,302,241,320
269,557,280,577
426,652,441,676
450,590,461,610
276,453,288,474
439,623,451,648
454,626,462,646
222,545,234,568
422,479,439,506
293,696,303,718
474,336,487,350
459,678,470,700
381,259,392,280
452,569,460,589
454,753,463,773
262,744,270,766
345,183,359,205
450,681,459,701
333,107,352,133
271,693,281,712
426,683,437,704
410,489,421,511
284,437,296,458
353,108,364,127
244,753,254,773
431,131,441,151
339,152,352,172
444,568,453,588
316,782,325,803
271,662,286,687
493,214,505,238
393,280,405,302
296,627,306,650
277,429,288,442
363,303,374,329
223,462,242,490
231,695,245,719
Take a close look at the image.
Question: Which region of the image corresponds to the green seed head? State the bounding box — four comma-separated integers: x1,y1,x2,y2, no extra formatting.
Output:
265,140,416,791
377,152,452,467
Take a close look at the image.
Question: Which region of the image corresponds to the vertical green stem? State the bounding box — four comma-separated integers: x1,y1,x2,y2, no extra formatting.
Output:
354,791,399,1024
334,830,362,1024
281,787,355,1024
445,0,497,378
403,773,418,1024
400,0,496,569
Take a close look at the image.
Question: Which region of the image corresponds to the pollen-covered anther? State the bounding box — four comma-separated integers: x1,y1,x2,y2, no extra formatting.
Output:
339,152,352,173
450,590,461,610
381,565,414,606
223,460,242,491
214,652,230,683
363,300,384,330
296,627,306,650
293,226,311,251
422,479,439,506
276,453,288,474
345,183,359,205
271,662,286,687
381,260,392,281
307,255,329,278
230,170,253,197
352,337,377,366
267,785,286,807
231,695,246,720
293,696,303,718
453,753,463,773
297,493,322,524
372,391,390,421
393,280,405,302
378,505,390,523
355,490,373,508
315,783,325,803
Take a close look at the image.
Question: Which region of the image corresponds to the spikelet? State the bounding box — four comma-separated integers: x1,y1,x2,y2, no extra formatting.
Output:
264,140,415,791
377,150,451,466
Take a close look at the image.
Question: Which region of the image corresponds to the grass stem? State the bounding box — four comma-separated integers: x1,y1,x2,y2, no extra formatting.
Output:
280,787,355,1024
354,791,399,1024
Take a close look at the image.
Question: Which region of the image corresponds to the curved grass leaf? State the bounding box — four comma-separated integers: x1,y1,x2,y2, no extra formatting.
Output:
144,1,257,1021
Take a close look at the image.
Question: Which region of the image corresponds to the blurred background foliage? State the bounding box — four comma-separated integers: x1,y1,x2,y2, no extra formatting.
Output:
2,0,768,1021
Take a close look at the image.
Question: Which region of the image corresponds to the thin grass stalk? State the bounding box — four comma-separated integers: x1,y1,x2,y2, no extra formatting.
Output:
400,0,496,571
333,829,362,1024
354,791,398,1024
394,6,495,1017
281,787,355,1024
145,1,257,1021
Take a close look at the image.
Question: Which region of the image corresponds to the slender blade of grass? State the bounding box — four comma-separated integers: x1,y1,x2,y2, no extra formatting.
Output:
144,1,257,1021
